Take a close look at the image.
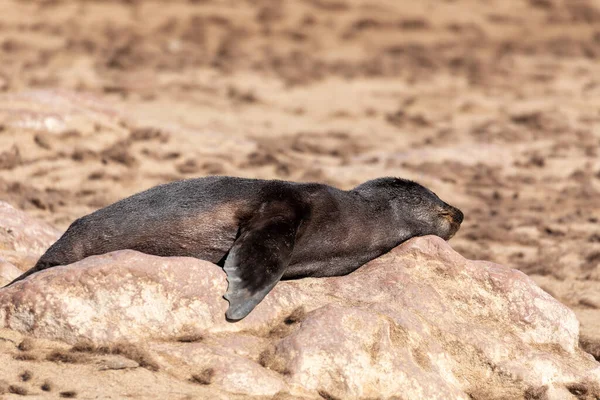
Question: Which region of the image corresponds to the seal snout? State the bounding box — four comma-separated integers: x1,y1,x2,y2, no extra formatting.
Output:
451,208,464,225
440,205,463,239
440,206,463,224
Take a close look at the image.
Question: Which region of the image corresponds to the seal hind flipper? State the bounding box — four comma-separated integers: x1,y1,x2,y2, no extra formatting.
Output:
223,203,302,321
4,252,76,288
3,218,87,288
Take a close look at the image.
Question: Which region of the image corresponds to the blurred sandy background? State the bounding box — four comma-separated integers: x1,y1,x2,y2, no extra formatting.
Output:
0,0,599,357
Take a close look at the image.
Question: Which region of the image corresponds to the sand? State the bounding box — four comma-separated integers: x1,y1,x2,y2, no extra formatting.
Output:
0,0,599,397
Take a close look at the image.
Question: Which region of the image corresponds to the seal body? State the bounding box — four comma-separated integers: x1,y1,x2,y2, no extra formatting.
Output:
6,176,463,320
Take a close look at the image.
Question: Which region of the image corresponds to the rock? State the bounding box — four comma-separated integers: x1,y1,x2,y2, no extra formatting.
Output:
96,355,140,370
151,341,287,397
0,250,229,343
533,274,600,366
0,235,598,399
0,201,61,271
0,257,21,286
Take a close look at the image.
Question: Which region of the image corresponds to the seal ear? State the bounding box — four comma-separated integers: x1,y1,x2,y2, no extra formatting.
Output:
223,202,302,321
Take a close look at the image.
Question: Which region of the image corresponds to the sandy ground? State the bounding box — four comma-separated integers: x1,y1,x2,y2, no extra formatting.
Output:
0,0,599,397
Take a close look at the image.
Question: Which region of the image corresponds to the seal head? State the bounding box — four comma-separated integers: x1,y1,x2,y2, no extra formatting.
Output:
353,177,464,240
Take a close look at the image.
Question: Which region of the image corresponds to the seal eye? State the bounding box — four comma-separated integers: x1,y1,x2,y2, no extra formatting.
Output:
403,193,424,206
439,210,455,224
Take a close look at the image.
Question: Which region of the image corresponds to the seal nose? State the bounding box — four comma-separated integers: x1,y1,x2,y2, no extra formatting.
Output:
453,208,464,224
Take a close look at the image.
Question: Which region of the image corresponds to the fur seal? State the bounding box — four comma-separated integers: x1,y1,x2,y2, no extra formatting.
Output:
6,176,463,321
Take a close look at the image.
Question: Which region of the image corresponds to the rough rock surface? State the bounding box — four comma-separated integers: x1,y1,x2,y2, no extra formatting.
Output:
1,235,598,399
0,257,21,287
0,201,61,275
532,274,600,365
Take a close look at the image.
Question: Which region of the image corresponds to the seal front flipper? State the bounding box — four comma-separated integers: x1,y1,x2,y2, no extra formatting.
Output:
223,203,302,321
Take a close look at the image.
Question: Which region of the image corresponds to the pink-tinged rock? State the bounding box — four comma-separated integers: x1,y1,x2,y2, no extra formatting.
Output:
0,201,61,271
0,257,21,286
151,341,288,397
0,250,229,343
0,235,598,399
266,238,600,399
270,305,467,399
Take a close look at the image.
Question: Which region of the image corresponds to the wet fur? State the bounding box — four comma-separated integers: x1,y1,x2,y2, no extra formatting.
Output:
5,176,463,320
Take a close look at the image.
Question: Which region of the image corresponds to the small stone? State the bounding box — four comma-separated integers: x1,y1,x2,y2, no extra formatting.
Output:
97,355,140,370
